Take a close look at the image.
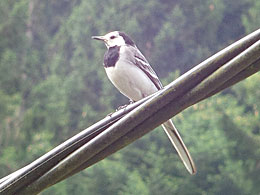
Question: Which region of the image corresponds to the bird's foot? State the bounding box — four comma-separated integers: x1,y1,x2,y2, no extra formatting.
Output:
106,112,113,117
129,100,134,104
116,104,128,111
116,100,134,111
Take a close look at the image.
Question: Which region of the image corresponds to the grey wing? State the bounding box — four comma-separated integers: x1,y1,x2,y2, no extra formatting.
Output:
131,46,163,90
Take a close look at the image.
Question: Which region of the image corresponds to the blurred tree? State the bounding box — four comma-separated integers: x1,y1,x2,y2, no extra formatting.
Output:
242,0,260,33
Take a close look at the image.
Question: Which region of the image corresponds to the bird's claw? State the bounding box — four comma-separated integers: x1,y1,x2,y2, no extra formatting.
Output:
106,112,113,117
116,100,134,111
116,104,128,111
129,100,134,104
107,100,135,116
106,104,128,117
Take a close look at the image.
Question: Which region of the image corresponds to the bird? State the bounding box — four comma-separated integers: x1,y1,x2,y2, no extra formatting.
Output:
92,31,196,174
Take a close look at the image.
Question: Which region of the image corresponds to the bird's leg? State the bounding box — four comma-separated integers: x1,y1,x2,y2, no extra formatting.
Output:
116,104,128,111
129,99,134,104
116,99,135,111
106,112,113,117
107,100,132,117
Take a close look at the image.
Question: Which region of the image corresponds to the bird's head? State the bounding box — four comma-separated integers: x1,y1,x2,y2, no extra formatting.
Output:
92,31,135,48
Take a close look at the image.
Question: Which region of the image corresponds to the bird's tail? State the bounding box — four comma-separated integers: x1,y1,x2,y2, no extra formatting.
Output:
162,119,196,175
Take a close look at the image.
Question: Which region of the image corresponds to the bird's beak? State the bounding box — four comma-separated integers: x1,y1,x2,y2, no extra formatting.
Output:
92,35,107,42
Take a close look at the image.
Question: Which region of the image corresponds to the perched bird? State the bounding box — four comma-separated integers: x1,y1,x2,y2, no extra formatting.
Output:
92,31,196,174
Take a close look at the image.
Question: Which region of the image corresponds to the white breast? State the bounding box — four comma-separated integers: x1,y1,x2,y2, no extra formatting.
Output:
105,60,158,101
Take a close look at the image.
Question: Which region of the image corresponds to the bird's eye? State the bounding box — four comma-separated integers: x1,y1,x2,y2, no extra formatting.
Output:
110,36,116,39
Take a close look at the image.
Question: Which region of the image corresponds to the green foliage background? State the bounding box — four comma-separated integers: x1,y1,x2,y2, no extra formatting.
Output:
0,0,260,194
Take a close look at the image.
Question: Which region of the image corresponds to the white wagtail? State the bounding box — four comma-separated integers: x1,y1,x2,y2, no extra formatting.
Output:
92,31,196,174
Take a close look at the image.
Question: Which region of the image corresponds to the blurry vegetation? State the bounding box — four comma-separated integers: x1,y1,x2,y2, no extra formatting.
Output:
0,0,259,194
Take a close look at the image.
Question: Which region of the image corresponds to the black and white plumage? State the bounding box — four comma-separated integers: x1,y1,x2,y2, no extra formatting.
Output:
92,31,196,174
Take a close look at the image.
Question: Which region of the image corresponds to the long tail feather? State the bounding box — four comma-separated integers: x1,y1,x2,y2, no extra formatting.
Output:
162,120,196,175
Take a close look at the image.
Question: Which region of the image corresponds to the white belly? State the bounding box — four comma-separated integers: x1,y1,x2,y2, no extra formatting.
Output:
105,62,158,101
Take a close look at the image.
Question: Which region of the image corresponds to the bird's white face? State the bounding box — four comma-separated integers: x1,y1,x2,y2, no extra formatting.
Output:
92,31,126,48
